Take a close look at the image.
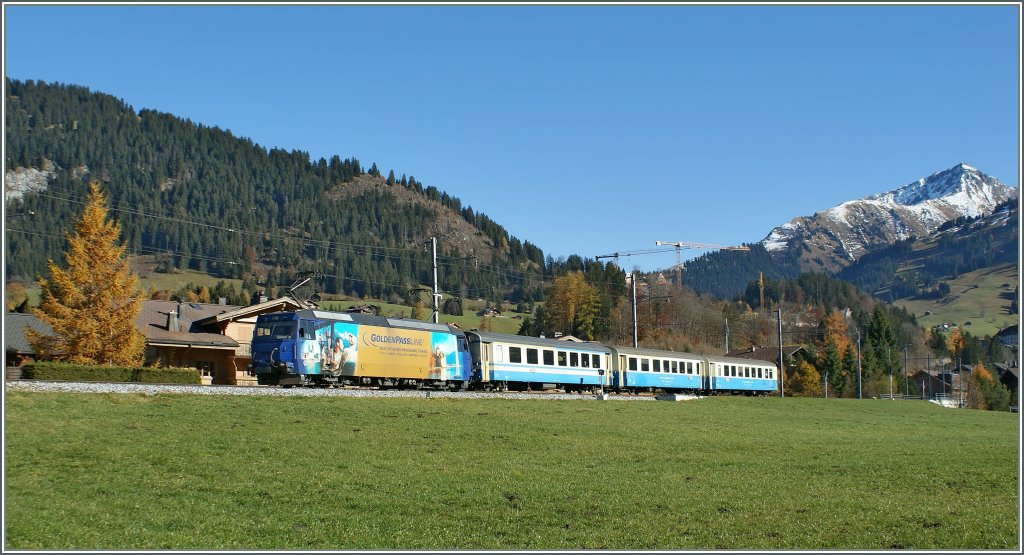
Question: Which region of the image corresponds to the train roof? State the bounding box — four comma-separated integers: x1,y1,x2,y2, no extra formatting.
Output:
607,345,706,359
466,331,612,353
262,309,464,335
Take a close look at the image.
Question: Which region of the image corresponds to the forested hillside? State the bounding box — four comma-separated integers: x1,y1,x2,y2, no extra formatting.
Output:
676,243,802,299
4,78,547,303
837,200,1018,302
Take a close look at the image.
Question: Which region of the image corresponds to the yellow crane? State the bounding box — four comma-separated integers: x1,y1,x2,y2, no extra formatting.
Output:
654,240,751,288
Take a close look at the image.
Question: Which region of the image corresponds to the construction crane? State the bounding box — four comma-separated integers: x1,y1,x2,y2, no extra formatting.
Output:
654,240,751,288
595,247,678,268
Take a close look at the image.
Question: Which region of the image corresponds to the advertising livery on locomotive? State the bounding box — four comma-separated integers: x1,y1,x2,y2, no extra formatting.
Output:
251,309,778,395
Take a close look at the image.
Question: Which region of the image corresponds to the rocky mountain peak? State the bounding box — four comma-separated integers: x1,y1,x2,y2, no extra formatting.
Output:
760,163,1016,273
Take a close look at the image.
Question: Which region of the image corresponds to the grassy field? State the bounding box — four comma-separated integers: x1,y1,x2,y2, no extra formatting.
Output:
896,262,1018,338
4,392,1019,550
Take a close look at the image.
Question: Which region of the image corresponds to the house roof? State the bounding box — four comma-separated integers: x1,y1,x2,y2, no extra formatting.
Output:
996,324,1018,337
4,312,54,355
136,300,239,349
192,297,306,326
726,345,805,364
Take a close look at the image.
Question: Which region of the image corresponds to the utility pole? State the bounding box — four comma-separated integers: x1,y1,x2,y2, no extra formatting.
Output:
777,308,784,398
857,329,863,400
904,344,910,397
887,345,893,399
631,273,638,348
724,318,730,353
759,272,765,310
431,237,439,324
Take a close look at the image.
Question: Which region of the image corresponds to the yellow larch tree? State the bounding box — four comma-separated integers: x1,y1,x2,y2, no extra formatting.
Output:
546,271,600,340
27,182,146,366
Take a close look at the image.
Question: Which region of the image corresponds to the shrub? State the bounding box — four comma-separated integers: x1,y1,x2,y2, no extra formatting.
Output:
21,362,200,384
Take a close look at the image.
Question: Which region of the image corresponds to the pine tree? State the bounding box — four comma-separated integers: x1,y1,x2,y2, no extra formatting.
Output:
27,182,146,366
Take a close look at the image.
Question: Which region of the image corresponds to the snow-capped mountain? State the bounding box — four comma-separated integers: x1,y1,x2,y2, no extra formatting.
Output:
761,163,1017,273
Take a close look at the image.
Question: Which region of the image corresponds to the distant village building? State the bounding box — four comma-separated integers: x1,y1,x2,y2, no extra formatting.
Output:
345,304,380,315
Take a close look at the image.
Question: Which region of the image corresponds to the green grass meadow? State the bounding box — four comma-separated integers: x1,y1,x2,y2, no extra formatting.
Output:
4,392,1019,550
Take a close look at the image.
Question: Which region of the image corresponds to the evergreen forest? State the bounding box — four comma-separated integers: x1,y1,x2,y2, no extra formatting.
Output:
5,78,552,303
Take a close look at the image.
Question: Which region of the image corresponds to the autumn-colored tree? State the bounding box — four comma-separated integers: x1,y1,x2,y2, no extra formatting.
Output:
6,281,29,312
793,359,823,397
412,300,427,320
970,361,1012,411
546,271,601,340
479,314,494,332
822,309,852,358
27,182,146,365
946,328,966,363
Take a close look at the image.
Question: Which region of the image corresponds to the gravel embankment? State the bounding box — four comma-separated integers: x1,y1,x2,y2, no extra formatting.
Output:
5,380,671,401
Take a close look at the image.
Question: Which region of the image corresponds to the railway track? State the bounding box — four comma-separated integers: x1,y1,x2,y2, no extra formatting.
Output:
6,380,674,401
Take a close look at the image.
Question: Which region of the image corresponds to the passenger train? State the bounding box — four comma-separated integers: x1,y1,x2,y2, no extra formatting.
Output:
250,309,779,395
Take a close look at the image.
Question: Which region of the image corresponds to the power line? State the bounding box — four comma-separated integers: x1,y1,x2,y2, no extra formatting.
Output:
8,186,636,292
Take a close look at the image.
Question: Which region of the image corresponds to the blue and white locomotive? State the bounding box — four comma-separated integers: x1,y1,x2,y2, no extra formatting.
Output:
251,309,779,395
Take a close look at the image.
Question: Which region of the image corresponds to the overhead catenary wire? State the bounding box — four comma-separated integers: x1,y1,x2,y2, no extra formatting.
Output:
7,187,638,292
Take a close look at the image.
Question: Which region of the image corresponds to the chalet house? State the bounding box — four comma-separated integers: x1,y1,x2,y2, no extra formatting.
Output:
910,369,953,399
138,297,307,384
4,312,54,368
993,362,1019,393
5,296,308,384
995,325,1018,348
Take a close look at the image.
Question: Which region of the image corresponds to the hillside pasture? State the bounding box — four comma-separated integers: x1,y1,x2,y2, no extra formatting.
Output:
4,392,1018,550
319,298,525,334
896,262,1018,337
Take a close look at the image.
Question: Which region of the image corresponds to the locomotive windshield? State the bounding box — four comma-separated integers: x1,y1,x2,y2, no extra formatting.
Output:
254,321,296,340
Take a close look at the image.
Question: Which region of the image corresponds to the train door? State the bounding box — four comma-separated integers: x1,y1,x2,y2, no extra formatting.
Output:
457,335,474,383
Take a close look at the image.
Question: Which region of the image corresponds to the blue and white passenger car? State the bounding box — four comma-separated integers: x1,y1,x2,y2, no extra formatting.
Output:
465,331,611,392
705,354,778,395
608,346,705,393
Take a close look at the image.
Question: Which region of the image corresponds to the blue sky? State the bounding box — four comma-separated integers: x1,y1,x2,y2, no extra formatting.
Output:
3,3,1020,272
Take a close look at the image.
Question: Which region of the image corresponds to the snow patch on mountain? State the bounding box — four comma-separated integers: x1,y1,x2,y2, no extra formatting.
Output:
761,163,1016,262
5,166,52,204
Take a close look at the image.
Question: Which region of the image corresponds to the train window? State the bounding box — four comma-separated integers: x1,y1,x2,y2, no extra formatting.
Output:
757,368,763,379
581,354,590,368
299,320,315,340
558,351,568,367
570,352,579,367
641,359,650,372
255,321,295,340
628,357,638,371
495,345,504,363
543,350,554,366
665,360,672,373
653,360,661,373
687,362,694,375
732,366,738,377
671,361,678,374
509,347,522,364
592,354,601,369
526,348,539,365
744,367,750,378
